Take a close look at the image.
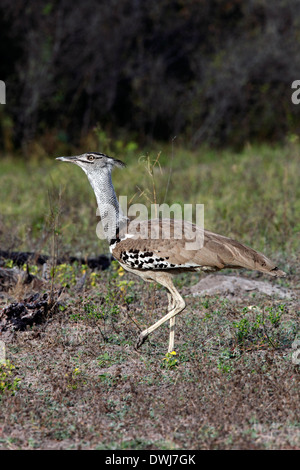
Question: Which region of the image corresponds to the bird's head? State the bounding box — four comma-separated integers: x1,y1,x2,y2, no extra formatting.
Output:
56,152,125,175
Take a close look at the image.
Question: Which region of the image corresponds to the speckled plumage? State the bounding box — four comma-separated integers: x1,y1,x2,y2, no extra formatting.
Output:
110,218,284,276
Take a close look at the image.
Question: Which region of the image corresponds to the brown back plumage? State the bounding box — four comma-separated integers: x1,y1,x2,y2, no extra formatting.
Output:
112,218,286,277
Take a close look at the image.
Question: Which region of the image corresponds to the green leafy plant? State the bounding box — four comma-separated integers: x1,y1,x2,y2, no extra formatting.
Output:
232,304,288,350
65,367,87,390
0,361,21,395
115,265,135,304
22,263,39,275
267,305,284,328
51,263,88,288
233,317,251,343
84,300,104,321
98,351,112,367
162,351,178,369
217,349,240,374
4,259,14,268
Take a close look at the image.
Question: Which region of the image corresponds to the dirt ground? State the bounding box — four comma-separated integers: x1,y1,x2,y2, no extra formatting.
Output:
0,258,299,450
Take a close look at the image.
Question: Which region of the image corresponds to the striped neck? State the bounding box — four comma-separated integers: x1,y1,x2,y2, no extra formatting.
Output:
86,167,128,243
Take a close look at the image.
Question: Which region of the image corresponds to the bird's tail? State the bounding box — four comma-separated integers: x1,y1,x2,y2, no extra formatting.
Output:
266,267,286,278
202,231,287,277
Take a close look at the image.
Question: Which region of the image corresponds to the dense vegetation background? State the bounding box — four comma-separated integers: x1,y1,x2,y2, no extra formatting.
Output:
1,0,300,149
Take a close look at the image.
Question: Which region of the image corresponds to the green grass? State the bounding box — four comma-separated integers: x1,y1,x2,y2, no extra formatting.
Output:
0,141,299,259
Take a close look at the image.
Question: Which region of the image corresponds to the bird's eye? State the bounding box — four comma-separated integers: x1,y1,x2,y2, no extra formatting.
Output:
87,155,95,161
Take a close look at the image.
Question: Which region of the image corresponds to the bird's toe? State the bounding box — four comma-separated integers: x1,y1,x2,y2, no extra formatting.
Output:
136,333,148,349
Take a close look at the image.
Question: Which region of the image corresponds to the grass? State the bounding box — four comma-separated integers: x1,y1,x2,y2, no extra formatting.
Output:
0,139,299,257
0,138,299,449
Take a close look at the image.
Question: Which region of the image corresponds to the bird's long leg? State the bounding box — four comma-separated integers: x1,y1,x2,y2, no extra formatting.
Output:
136,273,185,353
167,292,176,353
167,292,174,311
168,317,176,353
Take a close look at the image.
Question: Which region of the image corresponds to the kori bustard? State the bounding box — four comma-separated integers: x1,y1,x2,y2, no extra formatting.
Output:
56,152,286,353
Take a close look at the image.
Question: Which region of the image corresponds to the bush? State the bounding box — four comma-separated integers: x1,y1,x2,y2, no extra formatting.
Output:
1,0,300,148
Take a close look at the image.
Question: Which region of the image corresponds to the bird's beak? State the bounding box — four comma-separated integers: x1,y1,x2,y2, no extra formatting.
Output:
56,156,78,163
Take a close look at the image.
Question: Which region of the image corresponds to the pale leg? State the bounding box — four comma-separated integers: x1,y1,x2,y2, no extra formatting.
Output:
136,273,185,352
167,292,176,353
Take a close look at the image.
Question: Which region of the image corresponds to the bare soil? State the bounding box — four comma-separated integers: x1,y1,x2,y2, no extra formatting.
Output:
0,260,299,450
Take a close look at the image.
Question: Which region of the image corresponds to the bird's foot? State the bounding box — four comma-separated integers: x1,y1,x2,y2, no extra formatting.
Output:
135,332,148,349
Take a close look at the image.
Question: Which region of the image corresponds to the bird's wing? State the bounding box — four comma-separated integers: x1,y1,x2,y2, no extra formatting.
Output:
113,218,285,276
